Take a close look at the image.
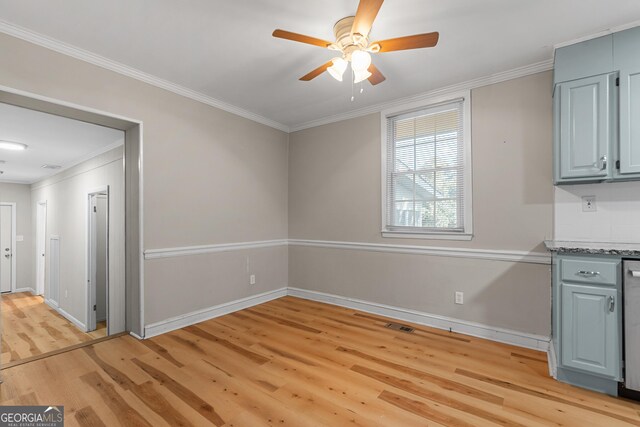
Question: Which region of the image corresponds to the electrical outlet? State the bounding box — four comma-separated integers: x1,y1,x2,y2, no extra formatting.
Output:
65,289,68,298
455,291,464,305
249,274,256,285
582,195,597,212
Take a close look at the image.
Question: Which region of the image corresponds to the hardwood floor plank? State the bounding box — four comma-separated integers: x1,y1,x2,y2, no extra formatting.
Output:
379,389,476,427
130,381,194,427
138,338,184,368
131,357,225,426
80,371,151,427
353,364,525,426
183,325,270,365
457,368,640,426
74,406,107,427
337,346,504,405
82,345,137,390
244,308,322,334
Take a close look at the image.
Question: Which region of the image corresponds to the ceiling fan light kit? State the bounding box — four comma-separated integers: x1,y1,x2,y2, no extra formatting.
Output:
327,57,348,81
272,0,439,90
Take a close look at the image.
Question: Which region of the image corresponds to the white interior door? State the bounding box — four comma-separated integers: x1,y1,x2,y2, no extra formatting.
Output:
87,192,109,332
36,201,47,296
95,195,108,323
0,205,13,293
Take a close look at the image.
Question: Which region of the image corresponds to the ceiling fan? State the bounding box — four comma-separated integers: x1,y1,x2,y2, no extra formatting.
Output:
272,0,439,86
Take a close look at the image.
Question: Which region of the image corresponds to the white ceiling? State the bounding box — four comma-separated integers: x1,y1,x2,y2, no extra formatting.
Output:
0,103,124,183
1,0,640,129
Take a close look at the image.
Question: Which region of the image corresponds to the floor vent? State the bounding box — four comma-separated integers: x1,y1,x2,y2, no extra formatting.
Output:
385,323,415,333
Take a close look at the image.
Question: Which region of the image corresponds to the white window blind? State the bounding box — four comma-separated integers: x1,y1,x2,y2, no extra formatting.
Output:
385,98,467,234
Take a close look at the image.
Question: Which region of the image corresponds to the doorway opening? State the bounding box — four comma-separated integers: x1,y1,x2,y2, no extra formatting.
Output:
87,188,109,334
0,85,143,368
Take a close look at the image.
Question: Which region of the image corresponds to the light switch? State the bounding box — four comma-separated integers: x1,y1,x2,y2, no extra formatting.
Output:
16,235,23,242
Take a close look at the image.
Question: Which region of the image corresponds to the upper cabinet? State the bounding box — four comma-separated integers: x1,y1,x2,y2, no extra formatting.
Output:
554,35,613,85
553,27,640,184
555,74,613,181
614,27,640,177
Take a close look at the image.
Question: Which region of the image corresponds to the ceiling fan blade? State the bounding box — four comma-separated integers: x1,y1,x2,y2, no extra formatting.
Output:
373,32,440,52
272,29,332,48
368,64,386,85
351,0,384,37
300,61,334,81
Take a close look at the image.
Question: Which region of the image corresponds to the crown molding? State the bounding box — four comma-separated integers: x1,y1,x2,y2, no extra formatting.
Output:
0,20,290,133
553,20,640,50
289,58,554,132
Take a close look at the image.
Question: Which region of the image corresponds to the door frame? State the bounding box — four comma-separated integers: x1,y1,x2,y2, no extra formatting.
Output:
35,200,47,296
86,186,110,334
0,202,16,293
0,84,144,337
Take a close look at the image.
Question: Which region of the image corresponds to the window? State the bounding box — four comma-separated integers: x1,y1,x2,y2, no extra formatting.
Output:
382,93,472,240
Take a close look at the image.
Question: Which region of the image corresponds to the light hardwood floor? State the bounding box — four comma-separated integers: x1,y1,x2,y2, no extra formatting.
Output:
2,292,106,364
2,296,640,426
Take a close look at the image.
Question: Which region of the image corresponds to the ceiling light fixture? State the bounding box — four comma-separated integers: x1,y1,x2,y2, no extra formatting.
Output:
273,0,440,90
353,68,373,84
327,57,348,81
0,141,27,151
350,50,372,72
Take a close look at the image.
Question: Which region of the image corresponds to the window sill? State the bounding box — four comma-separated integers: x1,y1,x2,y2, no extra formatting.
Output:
381,231,474,241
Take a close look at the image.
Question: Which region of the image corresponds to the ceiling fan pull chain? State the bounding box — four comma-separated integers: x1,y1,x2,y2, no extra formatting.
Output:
351,68,355,102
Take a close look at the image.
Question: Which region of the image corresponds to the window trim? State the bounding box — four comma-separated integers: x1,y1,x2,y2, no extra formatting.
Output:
381,90,473,240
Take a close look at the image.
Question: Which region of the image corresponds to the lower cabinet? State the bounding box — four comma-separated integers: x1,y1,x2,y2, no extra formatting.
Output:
552,254,623,394
560,283,621,379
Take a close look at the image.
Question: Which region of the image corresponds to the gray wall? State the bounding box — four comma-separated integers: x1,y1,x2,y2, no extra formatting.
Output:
0,183,32,289
288,72,554,336
0,32,289,329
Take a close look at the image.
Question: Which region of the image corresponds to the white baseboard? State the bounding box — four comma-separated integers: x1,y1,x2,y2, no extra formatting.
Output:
129,331,144,340
46,301,87,332
144,287,288,338
287,287,550,351
548,340,558,378
44,298,59,309
14,287,36,294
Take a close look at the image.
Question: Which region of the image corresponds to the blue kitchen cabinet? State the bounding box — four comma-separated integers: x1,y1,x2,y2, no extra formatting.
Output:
554,34,613,85
553,26,640,184
560,283,620,379
614,26,640,178
552,254,623,395
554,74,614,182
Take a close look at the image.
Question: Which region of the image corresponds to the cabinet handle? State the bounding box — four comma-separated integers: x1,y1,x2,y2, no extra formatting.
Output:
608,296,615,312
600,155,607,170
576,270,599,277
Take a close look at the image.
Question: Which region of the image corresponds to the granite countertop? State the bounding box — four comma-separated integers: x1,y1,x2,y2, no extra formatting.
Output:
544,240,640,256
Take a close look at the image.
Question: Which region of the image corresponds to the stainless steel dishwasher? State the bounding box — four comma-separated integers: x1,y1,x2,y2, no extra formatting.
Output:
624,260,640,394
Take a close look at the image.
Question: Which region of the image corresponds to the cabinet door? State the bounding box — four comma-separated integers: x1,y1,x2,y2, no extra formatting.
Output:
557,75,611,180
561,283,620,379
614,27,640,175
